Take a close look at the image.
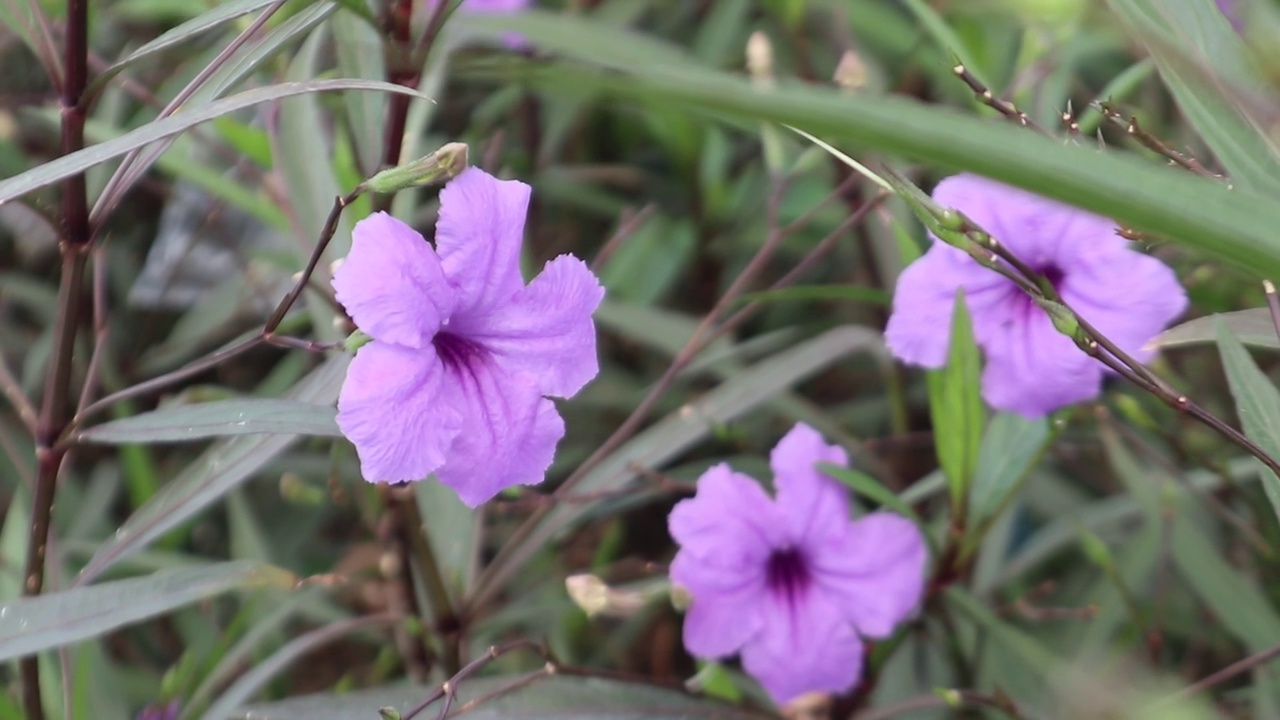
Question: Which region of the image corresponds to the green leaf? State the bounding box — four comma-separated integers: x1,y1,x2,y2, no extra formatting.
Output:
926,290,983,510
93,0,285,91
0,79,426,206
74,399,340,445
1106,0,1280,196
0,561,293,661
820,464,924,527
474,325,883,605
900,0,991,88
77,356,349,583
202,614,396,720
463,11,1280,279
1215,318,1280,522
1152,309,1280,350
232,674,768,719
968,412,1051,526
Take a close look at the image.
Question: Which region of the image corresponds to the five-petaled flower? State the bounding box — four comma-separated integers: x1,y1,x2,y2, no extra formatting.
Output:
333,166,604,506
668,423,927,705
885,174,1186,418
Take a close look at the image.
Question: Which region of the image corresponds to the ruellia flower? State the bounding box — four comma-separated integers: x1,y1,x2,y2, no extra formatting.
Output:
333,167,604,506
668,423,927,705
885,174,1186,418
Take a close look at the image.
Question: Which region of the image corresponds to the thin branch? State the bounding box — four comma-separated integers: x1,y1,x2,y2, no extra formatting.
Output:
401,639,551,720
23,0,91,714
1096,102,1219,180
852,688,1024,719
590,204,657,273
952,62,1047,134
70,336,262,428
947,210,1280,481
1160,642,1280,705
75,245,109,414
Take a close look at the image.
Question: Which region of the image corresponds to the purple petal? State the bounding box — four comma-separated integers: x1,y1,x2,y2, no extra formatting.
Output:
669,465,783,658
460,0,530,12
740,592,863,705
885,244,1013,368
459,255,604,398
669,464,785,570
432,363,564,506
809,512,927,639
769,423,852,546
979,305,1104,417
333,212,455,349
337,342,463,482
1061,249,1187,364
932,174,1123,270
672,552,764,658
435,167,531,318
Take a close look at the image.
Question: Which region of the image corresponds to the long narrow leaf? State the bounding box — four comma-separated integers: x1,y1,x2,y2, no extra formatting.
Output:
0,79,426,207
926,291,983,509
464,11,1280,279
77,356,349,583
95,0,283,86
1216,319,1280,522
74,399,341,445
0,561,293,661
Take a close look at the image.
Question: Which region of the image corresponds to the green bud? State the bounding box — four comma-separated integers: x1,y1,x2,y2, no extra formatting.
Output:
1035,298,1080,339
279,472,327,506
1078,527,1114,570
344,329,372,353
378,708,403,720
1112,393,1157,431
670,582,693,612
360,142,469,194
935,688,964,708
938,208,966,232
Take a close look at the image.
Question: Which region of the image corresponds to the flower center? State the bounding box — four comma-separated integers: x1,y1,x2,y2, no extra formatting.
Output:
433,332,485,370
765,546,811,602
1010,262,1066,322
1038,263,1065,290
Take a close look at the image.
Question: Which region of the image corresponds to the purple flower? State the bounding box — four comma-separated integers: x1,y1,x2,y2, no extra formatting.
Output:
885,174,1186,418
668,423,927,705
333,167,604,506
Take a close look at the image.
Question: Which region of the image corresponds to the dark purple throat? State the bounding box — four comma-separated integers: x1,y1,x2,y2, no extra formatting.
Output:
433,331,485,370
765,546,811,603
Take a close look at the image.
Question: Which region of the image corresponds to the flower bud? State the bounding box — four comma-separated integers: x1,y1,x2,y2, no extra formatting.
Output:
746,31,774,88
360,142,470,194
1035,298,1080,339
566,574,664,618
344,329,372,352
833,50,867,91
